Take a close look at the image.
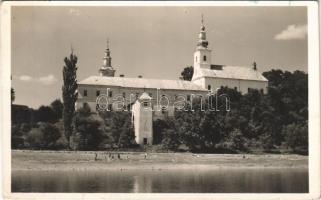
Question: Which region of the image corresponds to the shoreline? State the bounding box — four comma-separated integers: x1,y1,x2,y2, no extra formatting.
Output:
12,150,308,172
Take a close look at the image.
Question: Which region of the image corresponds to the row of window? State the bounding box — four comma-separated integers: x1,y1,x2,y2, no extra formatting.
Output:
83,90,194,100
207,85,264,94
83,89,114,97
84,87,264,98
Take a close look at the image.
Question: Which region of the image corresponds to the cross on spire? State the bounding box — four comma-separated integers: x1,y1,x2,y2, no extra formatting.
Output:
70,44,74,54
201,14,204,25
106,38,110,49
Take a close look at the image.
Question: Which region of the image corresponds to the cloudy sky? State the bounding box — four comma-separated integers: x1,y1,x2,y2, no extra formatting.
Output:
12,6,307,108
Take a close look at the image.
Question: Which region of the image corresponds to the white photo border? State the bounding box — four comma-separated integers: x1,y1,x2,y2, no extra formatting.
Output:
1,1,320,200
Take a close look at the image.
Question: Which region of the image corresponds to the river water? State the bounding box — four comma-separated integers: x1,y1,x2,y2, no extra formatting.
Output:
12,168,308,193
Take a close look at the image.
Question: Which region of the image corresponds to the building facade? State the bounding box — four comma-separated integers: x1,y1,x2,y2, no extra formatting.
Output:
77,19,268,145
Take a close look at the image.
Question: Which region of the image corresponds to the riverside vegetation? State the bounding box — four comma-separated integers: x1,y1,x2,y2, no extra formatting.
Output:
11,52,308,154
11,68,308,154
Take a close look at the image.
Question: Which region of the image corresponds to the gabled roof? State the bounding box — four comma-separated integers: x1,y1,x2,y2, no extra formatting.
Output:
139,92,152,100
78,76,207,91
197,65,268,82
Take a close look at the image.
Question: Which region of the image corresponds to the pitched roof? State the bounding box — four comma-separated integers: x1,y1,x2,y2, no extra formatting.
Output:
139,92,152,100
78,76,207,91
197,65,268,82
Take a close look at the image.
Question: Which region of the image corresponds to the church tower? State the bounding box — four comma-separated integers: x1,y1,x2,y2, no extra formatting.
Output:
192,15,212,80
99,39,116,77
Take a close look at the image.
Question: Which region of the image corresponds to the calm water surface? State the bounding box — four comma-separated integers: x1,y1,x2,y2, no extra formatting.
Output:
12,168,308,193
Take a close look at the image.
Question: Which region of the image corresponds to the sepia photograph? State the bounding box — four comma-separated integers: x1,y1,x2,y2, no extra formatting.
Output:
1,1,320,200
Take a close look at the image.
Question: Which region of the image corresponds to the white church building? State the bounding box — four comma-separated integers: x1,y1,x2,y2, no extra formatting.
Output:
77,18,268,145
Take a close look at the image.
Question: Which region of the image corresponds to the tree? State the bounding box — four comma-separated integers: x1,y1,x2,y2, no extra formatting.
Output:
24,122,61,149
62,52,78,149
74,104,105,150
162,129,180,151
11,88,15,103
282,122,308,153
180,66,194,81
41,123,61,149
99,111,136,149
35,106,57,123
51,99,63,120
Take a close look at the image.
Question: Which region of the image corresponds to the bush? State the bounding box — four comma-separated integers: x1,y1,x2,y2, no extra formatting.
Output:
282,122,308,153
25,122,61,149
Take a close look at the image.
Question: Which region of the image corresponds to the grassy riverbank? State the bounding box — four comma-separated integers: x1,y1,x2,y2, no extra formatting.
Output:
12,150,308,171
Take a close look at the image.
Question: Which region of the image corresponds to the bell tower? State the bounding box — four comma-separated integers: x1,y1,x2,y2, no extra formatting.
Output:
99,39,116,77
192,15,212,80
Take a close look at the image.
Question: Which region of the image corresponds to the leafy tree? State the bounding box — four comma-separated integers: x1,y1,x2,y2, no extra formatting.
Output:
35,106,57,123
51,99,63,120
180,66,194,81
282,122,308,153
153,118,171,144
24,122,61,149
25,127,44,149
74,104,105,150
162,129,180,151
11,88,15,103
62,52,78,149
99,111,136,149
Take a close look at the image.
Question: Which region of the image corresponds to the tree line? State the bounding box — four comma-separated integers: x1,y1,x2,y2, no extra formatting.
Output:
11,53,308,154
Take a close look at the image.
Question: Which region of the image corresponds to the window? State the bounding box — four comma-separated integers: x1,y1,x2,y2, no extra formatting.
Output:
187,95,191,101
108,104,112,111
143,138,148,145
234,87,237,91
208,85,211,91
260,89,264,94
203,55,207,61
143,102,148,107
96,90,100,97
161,107,166,114
83,90,87,97
122,92,126,98
109,91,113,97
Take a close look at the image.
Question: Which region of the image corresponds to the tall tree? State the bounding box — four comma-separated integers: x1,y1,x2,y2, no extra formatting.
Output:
62,52,78,149
51,99,64,120
180,66,194,81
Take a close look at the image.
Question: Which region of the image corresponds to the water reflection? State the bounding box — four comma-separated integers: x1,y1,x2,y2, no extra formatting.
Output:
12,168,308,193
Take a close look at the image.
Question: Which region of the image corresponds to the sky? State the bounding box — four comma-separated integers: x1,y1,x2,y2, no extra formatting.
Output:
11,6,308,108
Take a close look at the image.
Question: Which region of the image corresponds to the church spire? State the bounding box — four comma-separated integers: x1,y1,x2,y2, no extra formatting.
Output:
197,14,209,49
99,38,115,77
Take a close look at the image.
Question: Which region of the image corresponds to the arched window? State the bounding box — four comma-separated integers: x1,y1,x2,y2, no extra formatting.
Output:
203,55,207,61
143,102,148,107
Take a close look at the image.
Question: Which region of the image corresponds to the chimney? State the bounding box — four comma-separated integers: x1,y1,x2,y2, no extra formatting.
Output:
138,75,143,78
120,74,125,77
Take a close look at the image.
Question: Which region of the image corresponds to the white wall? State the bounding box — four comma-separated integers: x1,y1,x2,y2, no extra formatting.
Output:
195,77,268,94
132,100,153,145
77,84,207,113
